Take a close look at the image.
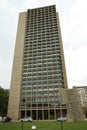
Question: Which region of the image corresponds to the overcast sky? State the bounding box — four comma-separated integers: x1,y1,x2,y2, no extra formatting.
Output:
0,0,87,89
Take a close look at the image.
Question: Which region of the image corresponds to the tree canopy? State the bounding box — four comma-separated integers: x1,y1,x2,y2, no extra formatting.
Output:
0,86,9,116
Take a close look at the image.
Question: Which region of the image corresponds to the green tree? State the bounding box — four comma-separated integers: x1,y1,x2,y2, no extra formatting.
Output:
0,86,9,116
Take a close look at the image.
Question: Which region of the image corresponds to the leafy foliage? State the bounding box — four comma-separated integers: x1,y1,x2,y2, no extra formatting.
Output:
0,86,9,116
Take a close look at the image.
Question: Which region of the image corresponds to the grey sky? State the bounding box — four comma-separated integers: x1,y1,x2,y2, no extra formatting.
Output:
0,0,87,89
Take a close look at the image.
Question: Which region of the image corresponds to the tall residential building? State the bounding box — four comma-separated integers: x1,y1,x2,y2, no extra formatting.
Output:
8,5,68,121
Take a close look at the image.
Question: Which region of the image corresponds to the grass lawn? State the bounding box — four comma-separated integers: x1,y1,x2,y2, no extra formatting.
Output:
0,121,87,130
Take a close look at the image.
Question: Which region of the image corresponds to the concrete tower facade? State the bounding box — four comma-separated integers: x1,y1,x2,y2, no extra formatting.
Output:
8,5,68,121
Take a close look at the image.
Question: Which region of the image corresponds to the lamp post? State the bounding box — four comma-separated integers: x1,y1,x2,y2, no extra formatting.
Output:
21,99,26,130
22,121,24,130
60,120,63,130
57,117,67,130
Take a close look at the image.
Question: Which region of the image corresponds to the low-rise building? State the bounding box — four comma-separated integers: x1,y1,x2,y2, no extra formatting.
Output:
67,87,84,121
74,86,87,118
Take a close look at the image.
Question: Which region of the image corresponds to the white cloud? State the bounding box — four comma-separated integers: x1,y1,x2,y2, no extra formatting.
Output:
60,0,87,87
65,44,87,87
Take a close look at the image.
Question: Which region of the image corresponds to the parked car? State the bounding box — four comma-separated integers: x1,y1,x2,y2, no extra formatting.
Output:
20,117,32,122
57,117,67,122
2,116,11,123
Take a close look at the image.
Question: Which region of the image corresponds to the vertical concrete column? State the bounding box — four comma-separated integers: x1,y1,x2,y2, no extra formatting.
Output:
36,110,38,121
54,109,56,119
7,12,26,121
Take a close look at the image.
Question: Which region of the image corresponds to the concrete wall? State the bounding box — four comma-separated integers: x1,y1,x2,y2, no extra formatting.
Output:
7,12,26,121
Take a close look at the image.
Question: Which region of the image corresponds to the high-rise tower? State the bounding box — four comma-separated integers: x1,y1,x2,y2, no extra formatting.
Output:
8,5,68,121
